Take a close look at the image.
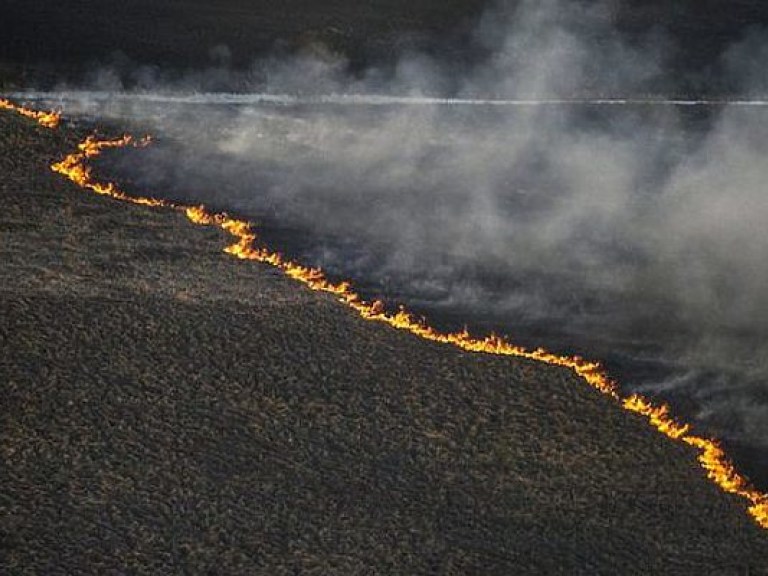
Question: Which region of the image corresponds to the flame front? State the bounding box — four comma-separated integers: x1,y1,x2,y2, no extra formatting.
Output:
51,134,165,207
0,98,60,128
4,99,767,531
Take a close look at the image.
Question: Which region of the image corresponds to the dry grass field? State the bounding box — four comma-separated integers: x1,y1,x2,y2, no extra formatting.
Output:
1,110,768,573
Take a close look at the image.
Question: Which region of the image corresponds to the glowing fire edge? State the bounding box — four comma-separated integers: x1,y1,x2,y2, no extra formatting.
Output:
4,98,766,530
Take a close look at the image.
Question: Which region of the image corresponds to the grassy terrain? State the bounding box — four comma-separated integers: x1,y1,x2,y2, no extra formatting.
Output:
1,110,768,573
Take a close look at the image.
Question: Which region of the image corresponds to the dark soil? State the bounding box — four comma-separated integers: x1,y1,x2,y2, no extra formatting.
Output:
1,111,767,574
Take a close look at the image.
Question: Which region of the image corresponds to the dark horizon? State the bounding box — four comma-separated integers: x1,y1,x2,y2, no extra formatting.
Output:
5,0,768,96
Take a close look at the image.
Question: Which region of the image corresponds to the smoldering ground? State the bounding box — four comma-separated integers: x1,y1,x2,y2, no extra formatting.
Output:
18,0,768,485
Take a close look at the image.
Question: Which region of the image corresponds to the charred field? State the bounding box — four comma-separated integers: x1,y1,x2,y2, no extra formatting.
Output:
2,104,768,573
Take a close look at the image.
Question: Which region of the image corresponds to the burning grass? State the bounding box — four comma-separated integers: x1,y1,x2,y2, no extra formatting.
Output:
0,98,60,128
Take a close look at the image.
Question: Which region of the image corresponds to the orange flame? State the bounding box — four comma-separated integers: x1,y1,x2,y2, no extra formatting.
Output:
51,135,165,207
0,98,60,128
6,100,767,531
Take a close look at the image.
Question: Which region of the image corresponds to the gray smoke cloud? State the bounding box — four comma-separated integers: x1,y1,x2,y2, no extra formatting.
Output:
21,0,768,474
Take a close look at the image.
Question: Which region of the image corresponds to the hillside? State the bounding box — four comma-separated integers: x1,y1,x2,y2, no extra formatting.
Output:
1,109,767,573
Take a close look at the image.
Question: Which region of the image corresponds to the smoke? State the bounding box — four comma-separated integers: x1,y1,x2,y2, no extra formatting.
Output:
19,0,768,476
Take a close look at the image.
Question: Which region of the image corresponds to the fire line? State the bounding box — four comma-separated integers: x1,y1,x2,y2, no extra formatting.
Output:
0,98,61,128
4,98,767,531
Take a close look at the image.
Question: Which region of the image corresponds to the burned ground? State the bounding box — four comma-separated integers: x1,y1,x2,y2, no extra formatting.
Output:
1,111,767,573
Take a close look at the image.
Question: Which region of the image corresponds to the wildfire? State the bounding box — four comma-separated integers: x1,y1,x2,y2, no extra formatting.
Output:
4,99,767,531
51,135,165,207
0,98,60,128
